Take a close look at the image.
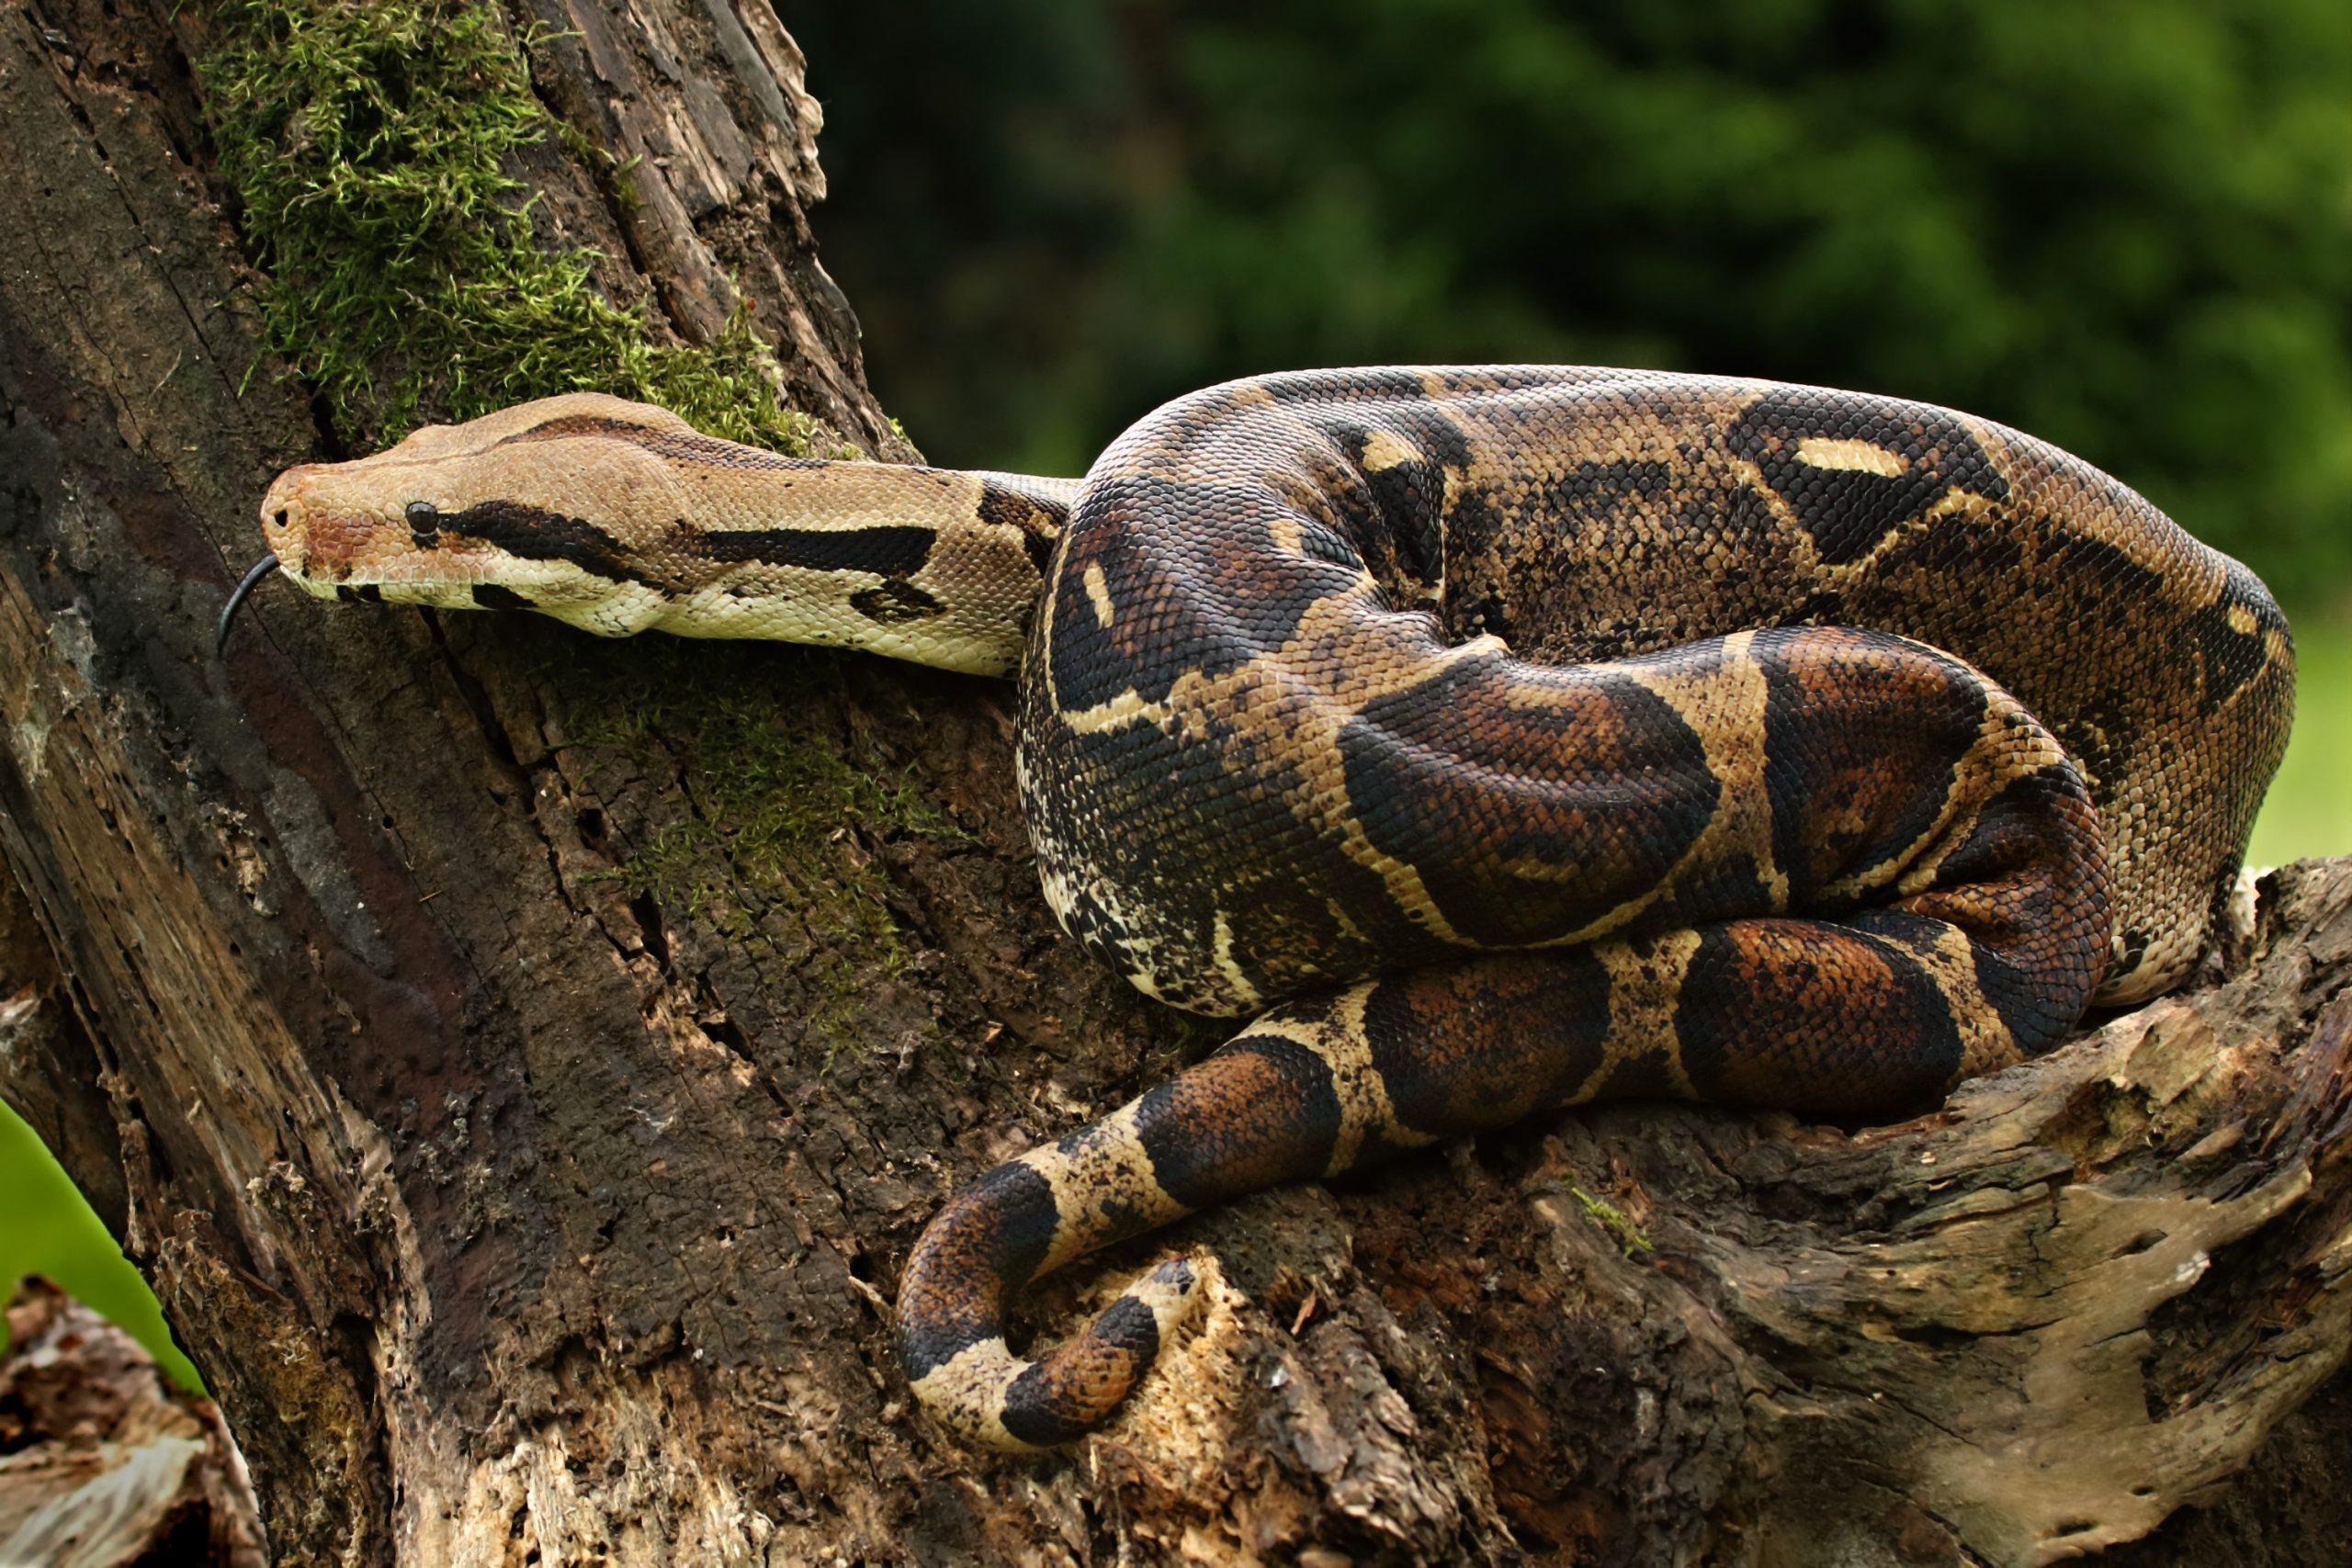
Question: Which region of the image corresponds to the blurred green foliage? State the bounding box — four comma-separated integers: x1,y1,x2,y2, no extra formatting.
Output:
2250,621,2352,865
791,0,2352,596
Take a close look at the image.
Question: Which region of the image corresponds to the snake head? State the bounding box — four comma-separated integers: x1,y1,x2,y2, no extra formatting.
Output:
257,393,699,624
237,389,1041,675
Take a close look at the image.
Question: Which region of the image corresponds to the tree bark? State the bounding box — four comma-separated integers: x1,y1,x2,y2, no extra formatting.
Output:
1,3,2348,1564
1,1277,266,1566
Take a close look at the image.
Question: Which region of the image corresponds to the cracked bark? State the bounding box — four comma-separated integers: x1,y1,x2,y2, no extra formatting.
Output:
2,2,2350,1563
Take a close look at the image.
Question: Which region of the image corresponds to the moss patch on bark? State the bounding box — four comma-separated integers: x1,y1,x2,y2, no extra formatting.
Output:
198,0,846,455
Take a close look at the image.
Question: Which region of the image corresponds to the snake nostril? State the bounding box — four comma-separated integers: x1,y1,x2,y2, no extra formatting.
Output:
272,509,289,529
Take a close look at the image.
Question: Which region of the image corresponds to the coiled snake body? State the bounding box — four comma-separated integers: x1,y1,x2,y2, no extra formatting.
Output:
246,367,2294,1450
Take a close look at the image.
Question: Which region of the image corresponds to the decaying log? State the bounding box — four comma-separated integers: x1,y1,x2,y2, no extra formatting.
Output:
0,1278,265,1567
0,1,2347,1562
1383,858,2352,1565
2,852,124,1235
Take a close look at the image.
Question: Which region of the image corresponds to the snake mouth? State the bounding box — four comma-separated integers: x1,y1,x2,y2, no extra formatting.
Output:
215,552,281,659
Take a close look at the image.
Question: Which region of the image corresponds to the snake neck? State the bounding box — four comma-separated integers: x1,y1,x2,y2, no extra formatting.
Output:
258,393,1080,678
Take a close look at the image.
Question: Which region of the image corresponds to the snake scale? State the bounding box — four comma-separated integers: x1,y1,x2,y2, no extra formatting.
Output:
239,367,2294,1451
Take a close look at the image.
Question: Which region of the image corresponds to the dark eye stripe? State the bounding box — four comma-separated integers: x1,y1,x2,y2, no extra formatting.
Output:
436,500,662,587
423,504,938,589
693,525,936,576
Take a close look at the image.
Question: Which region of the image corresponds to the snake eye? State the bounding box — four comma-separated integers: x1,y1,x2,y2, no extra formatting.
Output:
405,501,440,535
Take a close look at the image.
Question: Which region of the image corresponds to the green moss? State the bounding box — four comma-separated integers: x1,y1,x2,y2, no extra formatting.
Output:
198,0,853,455
1568,1183,1654,1258
555,641,963,1053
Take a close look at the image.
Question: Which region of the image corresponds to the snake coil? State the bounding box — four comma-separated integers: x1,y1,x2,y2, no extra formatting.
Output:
242,367,2294,1450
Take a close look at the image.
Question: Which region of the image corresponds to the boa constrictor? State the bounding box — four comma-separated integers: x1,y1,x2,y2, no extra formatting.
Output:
235,367,2295,1451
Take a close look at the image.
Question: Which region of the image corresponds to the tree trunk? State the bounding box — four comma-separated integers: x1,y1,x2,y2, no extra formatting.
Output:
2,3,2348,1563
1,1277,266,1566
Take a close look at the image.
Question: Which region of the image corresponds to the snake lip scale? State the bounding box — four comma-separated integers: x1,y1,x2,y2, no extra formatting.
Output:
243,367,2294,1452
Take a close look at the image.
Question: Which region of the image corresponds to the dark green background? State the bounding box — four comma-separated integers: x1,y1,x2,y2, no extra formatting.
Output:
6,0,2347,1380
